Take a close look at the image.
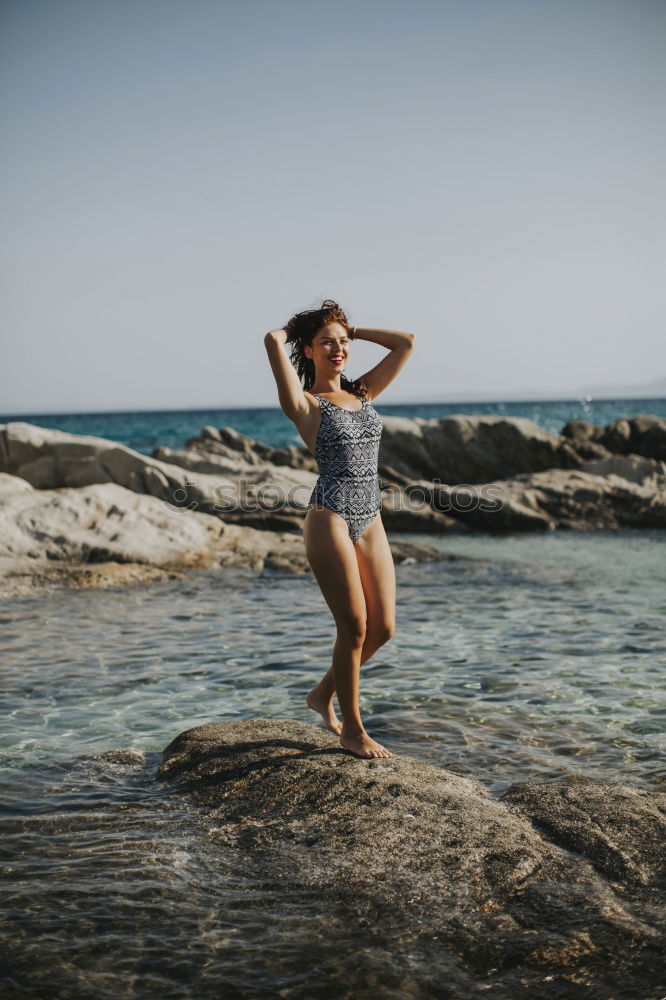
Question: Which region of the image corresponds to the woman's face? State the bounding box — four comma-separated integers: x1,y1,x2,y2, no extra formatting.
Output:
306,322,350,374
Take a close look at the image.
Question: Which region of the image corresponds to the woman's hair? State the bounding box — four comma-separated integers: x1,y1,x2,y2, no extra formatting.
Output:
283,298,367,399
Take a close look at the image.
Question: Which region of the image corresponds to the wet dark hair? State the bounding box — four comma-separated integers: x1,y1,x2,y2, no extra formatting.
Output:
283,298,367,399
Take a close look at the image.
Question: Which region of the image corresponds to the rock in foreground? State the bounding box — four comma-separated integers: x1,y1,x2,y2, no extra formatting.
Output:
157,719,665,999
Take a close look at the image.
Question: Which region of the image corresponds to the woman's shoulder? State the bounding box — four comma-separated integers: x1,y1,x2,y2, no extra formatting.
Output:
300,390,325,414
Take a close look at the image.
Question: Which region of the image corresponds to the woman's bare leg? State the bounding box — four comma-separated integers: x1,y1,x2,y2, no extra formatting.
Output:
307,511,396,725
303,506,393,759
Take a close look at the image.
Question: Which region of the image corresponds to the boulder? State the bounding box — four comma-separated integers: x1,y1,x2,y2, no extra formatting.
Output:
379,414,583,484
0,471,33,497
157,719,664,996
4,414,665,543
0,420,231,503
447,469,666,532
181,414,666,488
501,776,665,886
0,422,313,531
169,416,666,527
0,478,226,566
0,476,453,596
562,415,666,462
505,469,666,530
178,424,317,471
377,468,666,532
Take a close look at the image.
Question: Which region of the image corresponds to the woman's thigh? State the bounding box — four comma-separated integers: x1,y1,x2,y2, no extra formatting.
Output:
353,513,396,640
303,506,367,630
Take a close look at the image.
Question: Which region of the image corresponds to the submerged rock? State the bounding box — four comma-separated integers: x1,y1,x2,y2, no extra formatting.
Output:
95,747,146,767
157,718,664,997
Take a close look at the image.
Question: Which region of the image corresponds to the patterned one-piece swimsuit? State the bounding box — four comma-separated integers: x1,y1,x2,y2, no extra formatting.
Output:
308,392,384,543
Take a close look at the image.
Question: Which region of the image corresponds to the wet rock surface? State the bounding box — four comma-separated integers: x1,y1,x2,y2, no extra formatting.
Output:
500,775,665,887
157,718,665,999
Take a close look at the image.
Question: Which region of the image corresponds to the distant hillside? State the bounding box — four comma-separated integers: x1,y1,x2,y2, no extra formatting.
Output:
576,376,666,399
389,376,666,405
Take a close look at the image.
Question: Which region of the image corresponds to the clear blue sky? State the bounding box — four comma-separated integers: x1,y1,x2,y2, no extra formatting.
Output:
1,0,664,413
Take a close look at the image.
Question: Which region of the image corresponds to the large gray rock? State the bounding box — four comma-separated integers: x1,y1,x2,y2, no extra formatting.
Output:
0,471,33,497
493,468,666,530
0,475,451,596
381,468,666,532
0,477,224,566
501,777,665,886
161,414,585,494
0,420,232,503
0,421,313,532
4,415,665,542
0,476,306,596
177,407,635,539
392,477,556,531
562,415,666,462
157,719,664,998
379,414,582,484
153,426,317,494
160,424,318,470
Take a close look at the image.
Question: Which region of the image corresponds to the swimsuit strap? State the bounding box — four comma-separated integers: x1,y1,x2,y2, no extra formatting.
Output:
313,393,364,411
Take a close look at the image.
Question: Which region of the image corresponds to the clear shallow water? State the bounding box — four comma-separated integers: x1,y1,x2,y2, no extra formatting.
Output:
1,530,665,997
2,531,664,786
2,395,665,454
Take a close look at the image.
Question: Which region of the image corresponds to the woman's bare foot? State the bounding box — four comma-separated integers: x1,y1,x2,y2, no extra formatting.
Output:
340,728,393,759
306,687,343,736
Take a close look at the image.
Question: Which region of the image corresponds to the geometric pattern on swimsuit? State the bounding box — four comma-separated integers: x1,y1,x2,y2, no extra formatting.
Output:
307,392,384,543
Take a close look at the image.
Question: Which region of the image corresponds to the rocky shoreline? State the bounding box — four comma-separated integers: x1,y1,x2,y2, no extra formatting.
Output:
1,412,664,597
154,717,666,996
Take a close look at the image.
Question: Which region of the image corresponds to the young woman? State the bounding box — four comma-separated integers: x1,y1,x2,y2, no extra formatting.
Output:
264,299,415,759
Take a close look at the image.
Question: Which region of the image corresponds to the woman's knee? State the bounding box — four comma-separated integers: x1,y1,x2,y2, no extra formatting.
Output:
337,615,367,647
382,620,396,644
368,619,395,649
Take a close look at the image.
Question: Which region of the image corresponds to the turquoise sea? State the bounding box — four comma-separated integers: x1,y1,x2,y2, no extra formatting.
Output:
1,398,665,997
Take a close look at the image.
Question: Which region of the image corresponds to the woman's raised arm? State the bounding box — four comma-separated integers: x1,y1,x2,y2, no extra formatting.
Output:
264,328,310,421
354,327,416,402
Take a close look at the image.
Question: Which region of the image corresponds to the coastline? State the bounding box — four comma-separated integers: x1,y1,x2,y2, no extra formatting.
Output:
1,409,665,598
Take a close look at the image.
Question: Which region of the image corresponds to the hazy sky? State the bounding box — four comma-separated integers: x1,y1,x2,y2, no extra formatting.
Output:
1,0,665,414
